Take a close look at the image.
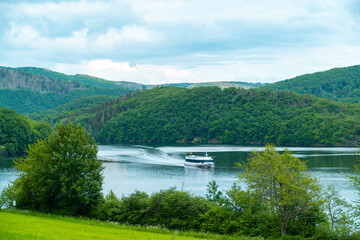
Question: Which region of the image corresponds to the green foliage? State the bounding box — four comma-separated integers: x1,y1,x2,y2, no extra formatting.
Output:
67,86,360,146
0,88,127,114
206,180,224,203
322,185,354,236
0,183,17,208
0,108,51,157
263,65,360,103
146,188,212,230
350,154,360,231
310,223,340,240
117,190,149,225
237,144,323,236
199,206,240,234
94,187,213,231
95,190,121,221
29,95,117,125
2,123,104,216
91,181,332,238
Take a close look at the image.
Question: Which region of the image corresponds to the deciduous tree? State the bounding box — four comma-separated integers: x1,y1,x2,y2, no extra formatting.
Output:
1,123,103,216
237,144,322,236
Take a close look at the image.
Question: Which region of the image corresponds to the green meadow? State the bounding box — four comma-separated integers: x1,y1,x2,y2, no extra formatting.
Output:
0,211,262,240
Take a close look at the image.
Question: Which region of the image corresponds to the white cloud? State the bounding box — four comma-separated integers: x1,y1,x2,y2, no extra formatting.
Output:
6,24,42,48
1,0,360,84
53,43,360,85
15,0,123,23
6,23,162,57
95,25,163,46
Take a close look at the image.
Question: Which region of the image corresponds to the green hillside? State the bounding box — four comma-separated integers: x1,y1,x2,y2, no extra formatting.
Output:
263,65,360,103
0,67,133,113
16,67,144,90
29,95,117,124
0,88,126,114
61,86,360,147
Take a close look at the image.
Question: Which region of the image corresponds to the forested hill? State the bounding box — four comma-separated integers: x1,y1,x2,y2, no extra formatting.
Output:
0,67,132,113
263,65,360,103
0,66,261,114
63,86,360,147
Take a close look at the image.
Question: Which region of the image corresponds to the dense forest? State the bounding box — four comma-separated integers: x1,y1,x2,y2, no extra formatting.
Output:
0,108,51,156
0,88,125,113
263,65,360,103
54,86,360,147
29,95,117,124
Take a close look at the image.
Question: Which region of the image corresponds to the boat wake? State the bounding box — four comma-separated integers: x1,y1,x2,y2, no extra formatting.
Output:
98,145,184,166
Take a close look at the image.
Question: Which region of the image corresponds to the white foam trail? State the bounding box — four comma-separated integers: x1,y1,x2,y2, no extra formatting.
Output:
137,148,184,166
98,145,184,166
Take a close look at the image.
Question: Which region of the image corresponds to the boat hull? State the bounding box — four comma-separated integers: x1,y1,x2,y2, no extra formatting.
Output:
184,154,214,168
184,161,214,168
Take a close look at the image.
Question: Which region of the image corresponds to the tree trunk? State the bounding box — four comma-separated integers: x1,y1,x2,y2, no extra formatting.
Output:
281,218,287,236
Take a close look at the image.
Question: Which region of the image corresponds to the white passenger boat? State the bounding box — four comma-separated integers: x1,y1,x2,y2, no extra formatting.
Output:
184,152,214,168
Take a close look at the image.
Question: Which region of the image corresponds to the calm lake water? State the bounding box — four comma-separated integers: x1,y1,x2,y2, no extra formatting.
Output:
0,144,359,203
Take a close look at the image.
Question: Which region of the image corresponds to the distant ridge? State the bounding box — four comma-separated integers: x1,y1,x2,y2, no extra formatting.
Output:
147,81,263,89
0,67,131,113
14,67,261,90
0,67,83,94
15,67,145,90
263,65,360,103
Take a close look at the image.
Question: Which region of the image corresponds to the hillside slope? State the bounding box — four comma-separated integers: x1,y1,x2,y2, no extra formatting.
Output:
0,67,82,93
0,67,132,113
16,67,145,90
62,86,360,147
263,65,360,103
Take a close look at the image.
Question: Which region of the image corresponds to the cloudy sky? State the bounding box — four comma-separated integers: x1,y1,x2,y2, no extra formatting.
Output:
0,0,359,84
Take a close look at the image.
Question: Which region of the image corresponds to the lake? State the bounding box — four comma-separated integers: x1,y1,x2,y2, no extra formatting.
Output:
0,144,359,204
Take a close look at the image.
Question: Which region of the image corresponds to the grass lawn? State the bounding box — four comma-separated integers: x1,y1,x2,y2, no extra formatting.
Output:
0,211,262,240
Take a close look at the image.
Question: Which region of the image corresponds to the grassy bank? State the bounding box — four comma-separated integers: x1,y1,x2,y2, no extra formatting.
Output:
0,210,263,240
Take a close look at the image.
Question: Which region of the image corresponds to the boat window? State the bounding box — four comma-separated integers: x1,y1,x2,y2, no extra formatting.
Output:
185,159,213,163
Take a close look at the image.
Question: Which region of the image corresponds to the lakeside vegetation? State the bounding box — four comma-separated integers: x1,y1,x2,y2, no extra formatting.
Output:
1,124,359,239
